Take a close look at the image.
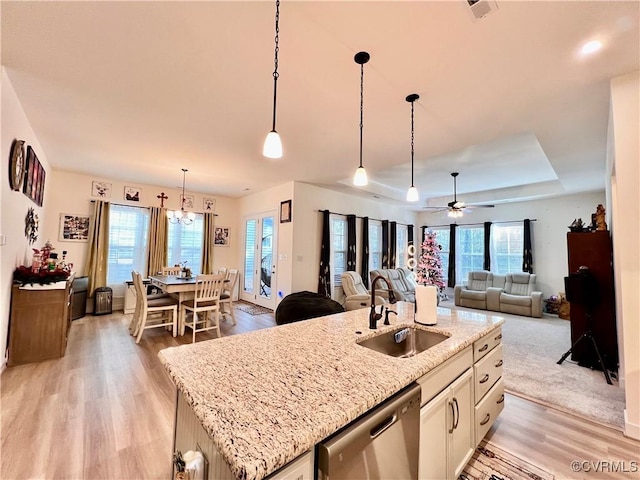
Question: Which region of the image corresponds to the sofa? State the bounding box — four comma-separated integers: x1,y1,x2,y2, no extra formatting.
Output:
455,270,543,318
454,271,504,310
487,272,543,318
369,268,416,303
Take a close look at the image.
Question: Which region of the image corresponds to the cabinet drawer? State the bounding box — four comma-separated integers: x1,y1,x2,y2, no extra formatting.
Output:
473,327,502,362
474,344,503,404
417,347,472,406
474,378,504,444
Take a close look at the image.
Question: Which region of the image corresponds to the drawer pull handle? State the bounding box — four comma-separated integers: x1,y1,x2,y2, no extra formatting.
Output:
479,344,489,352
497,394,505,404
480,413,491,426
479,374,490,384
495,360,503,368
495,333,503,341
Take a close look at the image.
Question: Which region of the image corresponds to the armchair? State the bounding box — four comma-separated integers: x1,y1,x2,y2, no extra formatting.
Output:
341,271,386,311
370,269,416,302
496,272,543,318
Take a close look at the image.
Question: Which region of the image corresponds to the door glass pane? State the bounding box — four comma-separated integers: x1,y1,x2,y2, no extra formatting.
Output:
244,219,257,292
260,216,274,298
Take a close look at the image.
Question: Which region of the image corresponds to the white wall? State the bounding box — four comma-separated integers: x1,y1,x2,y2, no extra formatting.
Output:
609,70,639,440
1,68,52,368
43,170,240,306
417,191,606,298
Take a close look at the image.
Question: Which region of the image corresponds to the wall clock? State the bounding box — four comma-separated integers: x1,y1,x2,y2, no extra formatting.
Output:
8,139,26,191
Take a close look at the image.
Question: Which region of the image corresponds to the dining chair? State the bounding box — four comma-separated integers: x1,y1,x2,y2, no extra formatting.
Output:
220,268,239,325
217,267,228,278
181,274,225,343
130,271,178,344
162,266,182,275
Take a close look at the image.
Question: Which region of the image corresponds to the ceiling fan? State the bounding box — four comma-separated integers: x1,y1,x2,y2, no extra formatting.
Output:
423,172,495,218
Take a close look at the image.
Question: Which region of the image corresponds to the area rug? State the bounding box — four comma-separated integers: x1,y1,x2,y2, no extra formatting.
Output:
460,441,554,480
439,298,626,429
236,302,273,316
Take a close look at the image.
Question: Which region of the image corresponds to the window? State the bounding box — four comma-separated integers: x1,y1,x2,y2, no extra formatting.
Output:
330,215,347,288
167,214,204,276
396,224,408,269
431,228,450,286
457,226,484,283
491,223,524,274
369,220,382,272
107,205,150,285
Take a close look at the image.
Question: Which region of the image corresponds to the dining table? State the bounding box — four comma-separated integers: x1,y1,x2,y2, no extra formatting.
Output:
149,274,229,335
149,275,198,335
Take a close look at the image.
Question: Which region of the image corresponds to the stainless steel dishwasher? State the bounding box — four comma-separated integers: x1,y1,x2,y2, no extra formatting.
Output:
317,383,421,480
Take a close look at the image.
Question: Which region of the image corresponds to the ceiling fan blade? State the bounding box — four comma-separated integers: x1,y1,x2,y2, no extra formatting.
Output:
465,204,495,209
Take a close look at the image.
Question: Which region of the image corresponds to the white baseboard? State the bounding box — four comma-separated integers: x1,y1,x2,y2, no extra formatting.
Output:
624,409,640,440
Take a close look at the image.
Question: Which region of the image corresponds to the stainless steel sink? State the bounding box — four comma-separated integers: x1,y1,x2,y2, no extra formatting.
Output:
357,326,449,358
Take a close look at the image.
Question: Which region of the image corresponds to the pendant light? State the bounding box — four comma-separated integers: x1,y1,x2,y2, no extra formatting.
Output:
406,93,420,202
353,51,370,186
167,168,196,225
263,0,283,159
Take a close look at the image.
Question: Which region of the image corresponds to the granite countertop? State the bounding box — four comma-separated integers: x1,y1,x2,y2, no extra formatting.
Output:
158,301,504,480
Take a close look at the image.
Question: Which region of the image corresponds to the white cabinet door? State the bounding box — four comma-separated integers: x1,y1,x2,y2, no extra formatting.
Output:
449,369,475,479
419,386,450,480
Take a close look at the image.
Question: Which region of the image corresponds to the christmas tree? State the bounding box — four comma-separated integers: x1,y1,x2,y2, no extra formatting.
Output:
416,231,446,293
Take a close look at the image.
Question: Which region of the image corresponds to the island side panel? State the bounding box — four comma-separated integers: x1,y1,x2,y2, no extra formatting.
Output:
174,390,235,480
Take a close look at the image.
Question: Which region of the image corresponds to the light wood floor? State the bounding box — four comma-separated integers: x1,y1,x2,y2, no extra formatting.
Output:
2,306,638,479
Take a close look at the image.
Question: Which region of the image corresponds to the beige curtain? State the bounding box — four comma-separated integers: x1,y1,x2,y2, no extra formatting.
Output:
146,207,168,276
201,212,216,274
85,200,110,297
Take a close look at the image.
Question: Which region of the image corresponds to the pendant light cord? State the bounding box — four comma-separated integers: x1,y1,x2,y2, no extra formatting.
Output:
359,62,364,169
181,168,187,211
410,100,415,186
271,0,280,131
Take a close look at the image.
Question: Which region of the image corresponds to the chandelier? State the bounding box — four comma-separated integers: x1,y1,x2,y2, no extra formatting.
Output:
167,168,196,225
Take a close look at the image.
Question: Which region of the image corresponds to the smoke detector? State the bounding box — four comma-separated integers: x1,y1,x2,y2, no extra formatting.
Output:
467,0,499,20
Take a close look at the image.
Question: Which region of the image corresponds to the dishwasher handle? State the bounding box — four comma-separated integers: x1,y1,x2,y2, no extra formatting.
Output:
370,413,397,439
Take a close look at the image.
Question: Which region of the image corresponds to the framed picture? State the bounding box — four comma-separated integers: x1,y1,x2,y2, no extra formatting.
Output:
280,199,292,223
22,146,45,206
203,197,216,212
214,227,230,247
124,186,141,202
59,213,91,242
181,194,194,209
92,181,112,198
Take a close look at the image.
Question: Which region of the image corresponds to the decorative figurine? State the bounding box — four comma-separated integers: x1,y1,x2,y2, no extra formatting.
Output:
592,204,607,231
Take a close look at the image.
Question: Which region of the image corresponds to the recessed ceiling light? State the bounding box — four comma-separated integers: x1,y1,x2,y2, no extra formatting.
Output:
580,40,603,56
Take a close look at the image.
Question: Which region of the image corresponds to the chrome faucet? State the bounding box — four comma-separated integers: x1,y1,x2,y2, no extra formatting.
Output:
369,275,397,329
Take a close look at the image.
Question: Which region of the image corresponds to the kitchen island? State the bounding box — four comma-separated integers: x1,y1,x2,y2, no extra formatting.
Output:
158,301,504,480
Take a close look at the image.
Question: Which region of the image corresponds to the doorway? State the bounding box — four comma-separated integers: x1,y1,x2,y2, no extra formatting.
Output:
242,212,277,310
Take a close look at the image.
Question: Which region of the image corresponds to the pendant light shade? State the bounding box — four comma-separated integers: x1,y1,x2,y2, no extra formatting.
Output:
167,168,196,225
263,0,283,159
405,93,420,202
353,51,370,186
263,130,282,158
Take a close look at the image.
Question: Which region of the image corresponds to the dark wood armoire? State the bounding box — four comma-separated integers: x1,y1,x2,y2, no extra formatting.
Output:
566,231,618,372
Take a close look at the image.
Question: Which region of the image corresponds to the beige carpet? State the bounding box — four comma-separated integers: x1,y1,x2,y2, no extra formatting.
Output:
440,299,626,430
460,440,554,480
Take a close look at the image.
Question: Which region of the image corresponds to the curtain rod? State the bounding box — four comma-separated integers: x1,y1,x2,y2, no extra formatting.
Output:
422,218,537,228
317,209,413,227
91,200,218,215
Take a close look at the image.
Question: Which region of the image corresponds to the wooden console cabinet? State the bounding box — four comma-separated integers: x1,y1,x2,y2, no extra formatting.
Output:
8,280,72,366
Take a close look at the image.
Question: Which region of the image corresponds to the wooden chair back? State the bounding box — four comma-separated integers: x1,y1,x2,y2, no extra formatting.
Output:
161,266,182,275
193,274,225,306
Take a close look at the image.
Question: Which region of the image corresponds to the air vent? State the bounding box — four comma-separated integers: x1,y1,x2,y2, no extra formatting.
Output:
467,0,498,20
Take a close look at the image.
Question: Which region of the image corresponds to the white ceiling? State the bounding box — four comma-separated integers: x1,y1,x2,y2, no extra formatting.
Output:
2,1,639,209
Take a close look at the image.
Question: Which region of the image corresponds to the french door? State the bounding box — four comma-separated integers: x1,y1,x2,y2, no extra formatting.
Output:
242,212,277,310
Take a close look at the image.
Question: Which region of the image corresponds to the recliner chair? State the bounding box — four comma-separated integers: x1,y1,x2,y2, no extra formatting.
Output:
454,271,494,309
493,272,543,318
341,271,386,311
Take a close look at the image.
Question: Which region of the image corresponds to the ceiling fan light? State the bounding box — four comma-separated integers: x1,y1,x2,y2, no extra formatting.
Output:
448,209,463,219
353,166,368,186
263,130,283,159
406,186,419,202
